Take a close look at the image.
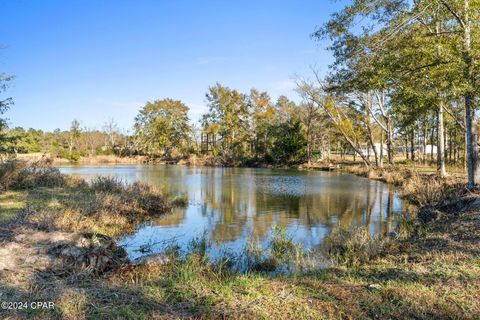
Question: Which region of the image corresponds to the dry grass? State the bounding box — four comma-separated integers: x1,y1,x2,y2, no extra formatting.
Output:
342,164,412,186
2,207,479,319
402,174,468,207
0,160,172,237
0,158,84,191
322,227,389,267
12,183,171,237
342,164,468,209
1,159,479,319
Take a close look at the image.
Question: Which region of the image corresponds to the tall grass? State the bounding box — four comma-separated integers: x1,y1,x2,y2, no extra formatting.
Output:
345,165,468,208
243,226,309,273
1,160,173,236
322,227,388,267
171,193,188,207
0,159,69,190
90,176,126,193
402,173,467,207
153,226,313,274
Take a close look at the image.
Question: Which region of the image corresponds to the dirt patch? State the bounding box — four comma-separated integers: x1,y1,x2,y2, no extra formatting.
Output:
0,227,127,275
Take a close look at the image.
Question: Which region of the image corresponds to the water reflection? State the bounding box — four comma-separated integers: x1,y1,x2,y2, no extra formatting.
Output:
58,165,404,259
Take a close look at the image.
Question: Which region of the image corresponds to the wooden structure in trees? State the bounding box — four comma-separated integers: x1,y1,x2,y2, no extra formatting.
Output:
201,132,217,154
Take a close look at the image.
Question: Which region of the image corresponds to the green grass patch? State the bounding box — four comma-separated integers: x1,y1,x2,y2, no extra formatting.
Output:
0,190,27,221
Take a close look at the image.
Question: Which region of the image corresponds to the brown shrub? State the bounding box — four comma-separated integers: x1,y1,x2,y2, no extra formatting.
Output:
0,159,67,190
128,182,171,214
0,159,26,190
402,174,466,207
90,176,125,193
347,165,369,177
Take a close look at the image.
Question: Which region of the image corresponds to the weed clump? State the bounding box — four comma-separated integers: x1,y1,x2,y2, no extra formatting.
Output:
402,173,466,207
90,176,125,193
323,227,387,267
187,232,209,258
2,162,173,236
87,178,171,217
142,226,311,275
346,165,467,208
244,226,308,273
128,181,171,215
0,159,67,190
171,193,188,207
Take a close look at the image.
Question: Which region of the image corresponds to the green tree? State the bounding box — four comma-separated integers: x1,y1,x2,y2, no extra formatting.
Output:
0,72,14,153
5,127,42,153
269,120,307,164
203,83,249,163
68,120,81,154
314,0,480,185
248,89,274,161
134,99,190,158
274,96,299,124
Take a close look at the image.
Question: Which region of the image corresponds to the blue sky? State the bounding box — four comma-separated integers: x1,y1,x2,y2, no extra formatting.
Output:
0,0,344,131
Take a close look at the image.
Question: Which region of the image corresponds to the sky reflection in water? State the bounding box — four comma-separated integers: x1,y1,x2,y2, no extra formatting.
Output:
58,165,404,260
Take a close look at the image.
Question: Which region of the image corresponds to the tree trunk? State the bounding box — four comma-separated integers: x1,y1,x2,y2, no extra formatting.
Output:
423,123,427,164
374,90,392,165
263,131,268,161
232,129,236,164
430,124,435,162
434,19,447,177
366,126,379,167
444,125,448,163
448,128,453,163
379,131,384,168
365,91,379,167
410,129,415,162
465,94,478,187
453,127,457,163
307,125,312,165
437,102,447,177
386,120,394,164
405,135,409,160
462,1,479,188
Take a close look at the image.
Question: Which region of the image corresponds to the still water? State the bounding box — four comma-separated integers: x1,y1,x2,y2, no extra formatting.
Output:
58,165,404,259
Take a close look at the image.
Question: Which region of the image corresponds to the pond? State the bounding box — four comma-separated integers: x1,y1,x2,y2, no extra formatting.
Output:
58,165,405,261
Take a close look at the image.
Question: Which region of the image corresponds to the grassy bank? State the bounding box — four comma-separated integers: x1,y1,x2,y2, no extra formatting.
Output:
0,160,172,236
15,153,149,165
0,160,479,319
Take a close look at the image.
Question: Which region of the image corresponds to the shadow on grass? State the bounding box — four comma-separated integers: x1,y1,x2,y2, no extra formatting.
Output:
293,267,476,320
0,269,209,320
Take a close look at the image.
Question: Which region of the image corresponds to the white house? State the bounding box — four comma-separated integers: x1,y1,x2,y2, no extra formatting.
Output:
420,145,438,155
355,143,389,156
350,143,437,157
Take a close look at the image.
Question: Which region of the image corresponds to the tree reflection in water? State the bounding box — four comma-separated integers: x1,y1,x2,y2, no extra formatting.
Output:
58,165,404,260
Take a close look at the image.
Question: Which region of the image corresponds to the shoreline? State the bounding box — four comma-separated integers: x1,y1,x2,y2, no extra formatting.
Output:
16,153,468,177
0,159,478,318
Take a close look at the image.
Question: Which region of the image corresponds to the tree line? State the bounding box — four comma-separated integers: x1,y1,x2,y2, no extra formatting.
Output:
0,84,343,166
300,0,479,187
1,0,479,186
2,119,131,161
131,87,335,165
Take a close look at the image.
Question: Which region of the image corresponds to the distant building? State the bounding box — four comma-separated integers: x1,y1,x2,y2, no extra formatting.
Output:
420,145,437,155
396,144,437,155
350,143,437,157
352,143,389,156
